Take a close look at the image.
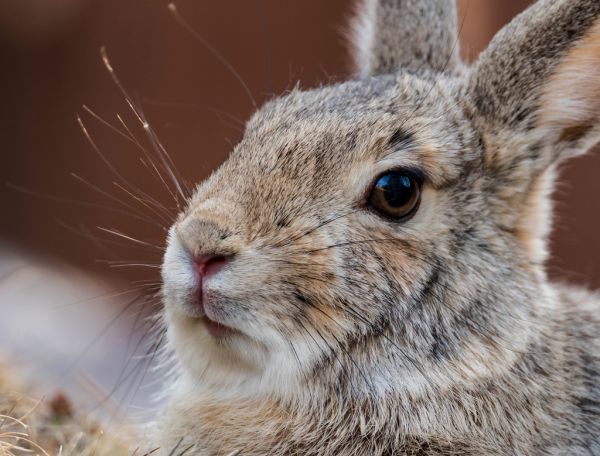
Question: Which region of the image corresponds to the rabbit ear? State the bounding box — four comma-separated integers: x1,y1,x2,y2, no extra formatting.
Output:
468,0,600,169
466,0,600,263
350,0,463,77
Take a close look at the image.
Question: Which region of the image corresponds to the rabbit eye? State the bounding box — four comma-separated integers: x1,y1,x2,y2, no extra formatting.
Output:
368,170,421,220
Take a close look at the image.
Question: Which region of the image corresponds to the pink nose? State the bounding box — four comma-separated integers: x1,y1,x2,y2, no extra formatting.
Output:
195,255,228,283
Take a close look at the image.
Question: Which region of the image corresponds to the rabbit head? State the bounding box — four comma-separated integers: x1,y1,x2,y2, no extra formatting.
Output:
161,0,600,403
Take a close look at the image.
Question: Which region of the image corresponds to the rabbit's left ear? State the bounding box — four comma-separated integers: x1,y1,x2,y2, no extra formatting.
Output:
350,0,463,77
467,0,600,170
466,0,600,263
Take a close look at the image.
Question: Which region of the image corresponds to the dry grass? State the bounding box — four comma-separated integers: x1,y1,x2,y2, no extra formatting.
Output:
0,362,137,455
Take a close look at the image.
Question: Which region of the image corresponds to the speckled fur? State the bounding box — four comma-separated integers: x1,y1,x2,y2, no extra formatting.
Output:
157,1,600,454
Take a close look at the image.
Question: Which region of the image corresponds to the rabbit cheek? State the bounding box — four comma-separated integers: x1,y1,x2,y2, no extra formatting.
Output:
301,296,351,340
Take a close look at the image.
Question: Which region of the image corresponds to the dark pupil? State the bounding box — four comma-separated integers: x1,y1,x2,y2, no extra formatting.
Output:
376,173,412,207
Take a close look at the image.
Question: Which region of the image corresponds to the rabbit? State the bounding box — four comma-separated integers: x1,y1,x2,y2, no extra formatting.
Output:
157,0,600,454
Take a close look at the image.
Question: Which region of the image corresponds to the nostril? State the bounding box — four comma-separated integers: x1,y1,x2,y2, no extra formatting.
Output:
204,256,228,280
195,255,228,281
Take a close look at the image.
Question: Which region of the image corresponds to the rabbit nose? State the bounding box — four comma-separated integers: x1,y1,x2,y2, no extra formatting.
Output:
176,217,237,260
195,255,228,282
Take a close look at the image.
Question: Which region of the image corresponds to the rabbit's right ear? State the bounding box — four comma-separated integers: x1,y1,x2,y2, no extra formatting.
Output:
350,0,463,78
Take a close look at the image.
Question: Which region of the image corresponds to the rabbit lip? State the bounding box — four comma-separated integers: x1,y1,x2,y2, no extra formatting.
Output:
200,316,236,338
192,290,240,338
179,297,239,338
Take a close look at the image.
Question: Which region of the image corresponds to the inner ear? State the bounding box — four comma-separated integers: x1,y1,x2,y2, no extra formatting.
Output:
538,19,600,155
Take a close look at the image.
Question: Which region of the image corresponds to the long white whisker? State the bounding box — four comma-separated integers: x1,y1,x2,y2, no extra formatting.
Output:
167,3,258,111
96,226,164,251
100,47,190,206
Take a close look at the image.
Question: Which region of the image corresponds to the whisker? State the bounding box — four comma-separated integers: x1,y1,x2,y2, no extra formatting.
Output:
5,181,165,230
79,106,179,222
82,104,137,145
50,285,158,310
132,99,191,205
273,209,360,248
96,226,165,252
293,233,553,350
108,263,162,270
70,172,156,221
167,3,258,111
90,310,164,416
142,97,245,127
55,219,162,254
140,155,182,210
291,271,434,384
113,181,173,225
308,237,401,253
77,115,155,207
297,298,378,393
114,110,183,198
104,327,166,417
100,47,190,205
295,232,550,330
57,293,147,382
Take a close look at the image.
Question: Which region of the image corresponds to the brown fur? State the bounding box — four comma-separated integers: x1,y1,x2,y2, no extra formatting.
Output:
158,0,600,454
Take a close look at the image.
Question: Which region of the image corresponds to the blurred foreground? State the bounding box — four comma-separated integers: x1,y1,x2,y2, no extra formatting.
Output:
0,243,163,425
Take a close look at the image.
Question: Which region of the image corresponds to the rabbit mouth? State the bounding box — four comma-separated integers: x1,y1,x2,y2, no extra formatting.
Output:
198,315,238,339
178,290,242,339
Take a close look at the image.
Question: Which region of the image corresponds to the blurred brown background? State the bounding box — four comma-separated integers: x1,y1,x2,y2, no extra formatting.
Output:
1,0,599,288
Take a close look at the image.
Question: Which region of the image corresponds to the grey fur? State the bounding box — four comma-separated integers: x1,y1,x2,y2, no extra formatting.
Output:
157,0,600,454
351,0,463,77
468,0,600,129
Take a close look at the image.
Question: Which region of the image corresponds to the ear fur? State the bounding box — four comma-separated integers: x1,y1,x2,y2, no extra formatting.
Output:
468,0,600,165
466,0,600,263
350,0,463,77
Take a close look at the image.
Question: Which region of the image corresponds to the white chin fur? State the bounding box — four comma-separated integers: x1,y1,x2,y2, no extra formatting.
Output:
163,305,307,401
161,229,307,400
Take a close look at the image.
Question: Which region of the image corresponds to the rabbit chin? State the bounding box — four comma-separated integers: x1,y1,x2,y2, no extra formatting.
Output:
163,305,308,398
